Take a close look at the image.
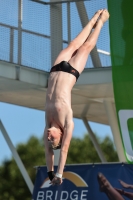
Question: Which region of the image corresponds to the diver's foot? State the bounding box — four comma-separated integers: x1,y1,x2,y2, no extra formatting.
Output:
90,9,103,28
98,9,110,26
97,173,113,192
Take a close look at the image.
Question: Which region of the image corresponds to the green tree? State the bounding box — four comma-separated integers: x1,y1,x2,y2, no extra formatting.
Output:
0,136,45,200
67,134,118,164
0,134,118,200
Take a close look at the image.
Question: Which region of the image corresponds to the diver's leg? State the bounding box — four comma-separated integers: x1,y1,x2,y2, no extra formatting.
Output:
53,10,103,66
68,9,109,73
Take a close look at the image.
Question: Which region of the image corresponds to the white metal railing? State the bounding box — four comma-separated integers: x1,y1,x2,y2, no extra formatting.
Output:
0,22,68,68
0,21,111,70
0,22,51,63
0,0,111,71
97,49,110,56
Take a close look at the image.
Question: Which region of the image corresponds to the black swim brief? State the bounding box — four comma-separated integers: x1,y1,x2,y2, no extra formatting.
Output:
50,61,80,81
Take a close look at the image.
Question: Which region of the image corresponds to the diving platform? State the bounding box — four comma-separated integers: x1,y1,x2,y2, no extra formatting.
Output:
0,60,113,125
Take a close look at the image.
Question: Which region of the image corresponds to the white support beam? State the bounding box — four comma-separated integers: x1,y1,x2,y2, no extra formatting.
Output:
82,117,107,163
54,149,60,166
75,2,102,67
0,120,34,194
104,100,126,162
50,0,62,65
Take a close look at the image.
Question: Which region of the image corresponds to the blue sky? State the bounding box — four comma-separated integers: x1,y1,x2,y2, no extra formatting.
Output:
0,102,113,164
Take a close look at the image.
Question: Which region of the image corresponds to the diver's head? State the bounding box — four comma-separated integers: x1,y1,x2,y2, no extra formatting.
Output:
47,126,63,150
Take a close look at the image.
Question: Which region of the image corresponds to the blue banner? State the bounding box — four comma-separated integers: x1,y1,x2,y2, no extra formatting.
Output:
32,163,133,200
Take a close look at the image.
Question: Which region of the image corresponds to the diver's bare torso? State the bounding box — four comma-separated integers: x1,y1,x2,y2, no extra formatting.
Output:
45,70,76,129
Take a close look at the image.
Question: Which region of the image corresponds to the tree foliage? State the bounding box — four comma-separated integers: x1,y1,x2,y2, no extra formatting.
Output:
67,134,118,164
0,134,118,200
0,136,44,200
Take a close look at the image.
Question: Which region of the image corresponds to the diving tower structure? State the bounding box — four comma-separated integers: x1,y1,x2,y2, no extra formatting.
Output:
0,0,126,194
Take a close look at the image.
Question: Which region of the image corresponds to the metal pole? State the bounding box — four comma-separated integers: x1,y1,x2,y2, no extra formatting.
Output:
104,100,126,162
18,0,23,65
82,117,107,162
0,120,34,194
67,2,71,43
10,28,14,63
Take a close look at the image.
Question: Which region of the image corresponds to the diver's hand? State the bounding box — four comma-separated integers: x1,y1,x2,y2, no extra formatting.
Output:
50,176,62,185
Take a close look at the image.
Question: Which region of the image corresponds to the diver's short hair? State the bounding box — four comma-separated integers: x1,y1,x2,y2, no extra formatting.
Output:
52,144,61,150
51,136,62,150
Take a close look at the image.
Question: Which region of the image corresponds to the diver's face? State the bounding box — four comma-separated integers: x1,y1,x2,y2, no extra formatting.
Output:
47,127,62,148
